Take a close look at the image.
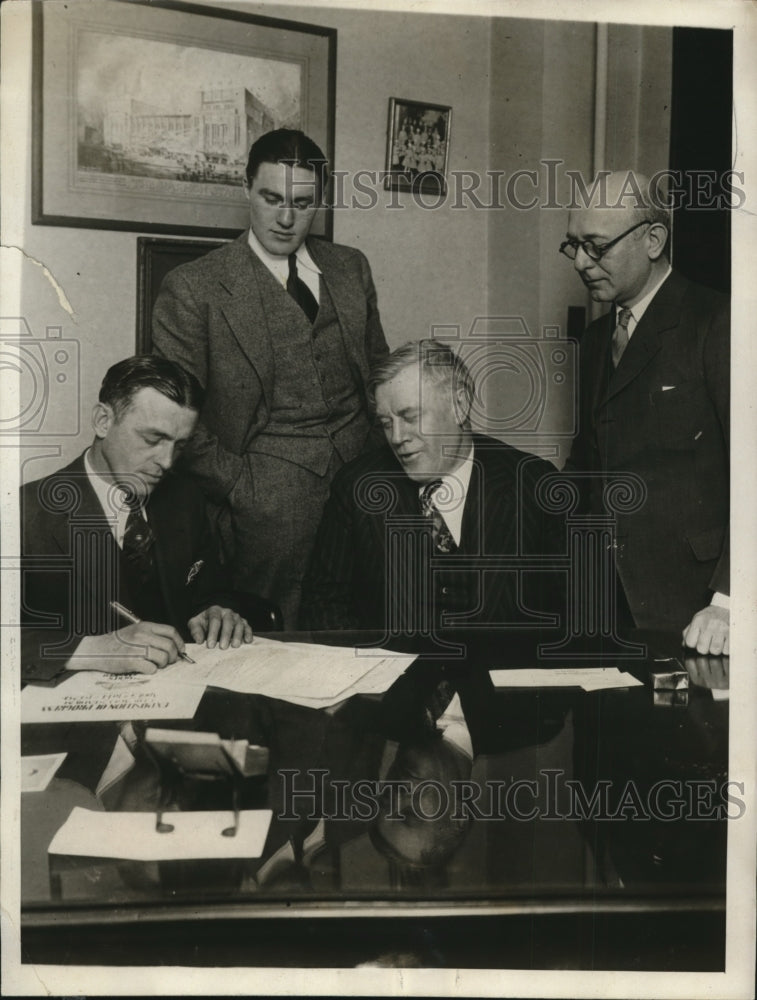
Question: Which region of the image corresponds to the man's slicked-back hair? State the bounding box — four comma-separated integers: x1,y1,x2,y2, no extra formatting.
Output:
245,128,329,194
99,355,204,419
367,339,475,425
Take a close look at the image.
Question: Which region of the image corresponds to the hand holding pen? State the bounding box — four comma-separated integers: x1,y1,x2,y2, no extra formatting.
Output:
110,601,196,664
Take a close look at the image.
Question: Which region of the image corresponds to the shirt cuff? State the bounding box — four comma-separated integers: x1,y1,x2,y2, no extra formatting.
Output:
710,592,730,609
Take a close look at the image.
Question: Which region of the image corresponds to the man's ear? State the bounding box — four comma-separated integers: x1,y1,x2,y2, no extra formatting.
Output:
92,401,114,440
454,386,472,426
646,223,668,261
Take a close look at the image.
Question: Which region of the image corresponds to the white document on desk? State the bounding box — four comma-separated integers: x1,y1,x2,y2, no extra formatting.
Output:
166,637,416,706
489,667,644,692
21,752,67,792
21,670,203,723
48,806,272,861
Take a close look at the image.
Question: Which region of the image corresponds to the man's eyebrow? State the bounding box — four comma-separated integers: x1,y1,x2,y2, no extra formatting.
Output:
139,427,173,439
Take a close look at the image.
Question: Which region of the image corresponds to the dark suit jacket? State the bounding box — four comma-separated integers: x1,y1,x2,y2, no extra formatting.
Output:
564,270,729,630
20,454,236,682
151,233,387,503
301,434,565,633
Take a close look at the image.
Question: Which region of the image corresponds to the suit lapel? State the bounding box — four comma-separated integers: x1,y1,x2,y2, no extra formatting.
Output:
48,454,112,548
308,239,366,379
459,441,516,615
459,439,515,555
602,272,682,405
217,235,276,403
147,481,192,625
47,454,124,620
459,453,483,553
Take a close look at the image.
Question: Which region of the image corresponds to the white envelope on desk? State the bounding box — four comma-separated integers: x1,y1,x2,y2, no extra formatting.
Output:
489,667,643,691
48,806,273,861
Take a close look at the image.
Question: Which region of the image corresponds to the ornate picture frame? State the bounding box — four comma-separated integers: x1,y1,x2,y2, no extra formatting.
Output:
32,0,336,238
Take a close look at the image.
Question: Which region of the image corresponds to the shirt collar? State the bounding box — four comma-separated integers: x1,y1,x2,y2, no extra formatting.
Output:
417,442,475,547
83,448,145,544
421,442,475,506
247,228,320,282
618,263,672,331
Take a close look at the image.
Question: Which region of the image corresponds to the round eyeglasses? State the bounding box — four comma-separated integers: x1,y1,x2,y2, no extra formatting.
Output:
559,220,653,262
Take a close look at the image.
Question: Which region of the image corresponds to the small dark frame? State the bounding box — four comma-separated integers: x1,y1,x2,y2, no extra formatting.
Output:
136,236,229,351
385,97,452,196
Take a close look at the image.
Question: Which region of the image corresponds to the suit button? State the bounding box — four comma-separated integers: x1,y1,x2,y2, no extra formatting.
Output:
441,586,449,595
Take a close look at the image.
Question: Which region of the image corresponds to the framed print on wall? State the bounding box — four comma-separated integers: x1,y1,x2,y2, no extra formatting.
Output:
32,0,336,239
385,97,451,195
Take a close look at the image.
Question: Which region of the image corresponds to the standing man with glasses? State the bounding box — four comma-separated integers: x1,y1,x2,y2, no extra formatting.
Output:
153,129,388,627
560,170,730,653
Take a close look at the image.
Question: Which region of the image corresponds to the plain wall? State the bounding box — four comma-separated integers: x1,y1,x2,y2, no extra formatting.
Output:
486,19,671,465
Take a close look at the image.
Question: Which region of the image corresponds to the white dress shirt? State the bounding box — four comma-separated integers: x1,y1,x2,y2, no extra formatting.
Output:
417,444,475,546
83,449,145,548
247,228,321,300
618,263,672,340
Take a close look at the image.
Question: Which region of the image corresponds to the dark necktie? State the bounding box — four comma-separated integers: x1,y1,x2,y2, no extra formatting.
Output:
423,678,456,733
419,479,457,554
286,253,319,324
122,503,156,583
612,307,632,367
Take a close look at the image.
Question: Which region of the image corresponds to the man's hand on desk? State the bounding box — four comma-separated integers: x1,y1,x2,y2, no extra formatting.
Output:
188,605,253,649
682,605,729,656
684,652,729,690
67,623,187,674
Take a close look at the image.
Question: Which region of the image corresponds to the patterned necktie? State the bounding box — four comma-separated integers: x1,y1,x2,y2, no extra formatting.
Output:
612,307,633,367
122,502,156,582
287,253,319,324
419,479,457,554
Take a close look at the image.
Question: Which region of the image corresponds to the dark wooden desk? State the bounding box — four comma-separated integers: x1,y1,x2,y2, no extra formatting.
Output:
20,630,729,970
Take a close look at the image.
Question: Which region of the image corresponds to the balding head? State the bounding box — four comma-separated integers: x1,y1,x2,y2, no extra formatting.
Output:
564,170,670,306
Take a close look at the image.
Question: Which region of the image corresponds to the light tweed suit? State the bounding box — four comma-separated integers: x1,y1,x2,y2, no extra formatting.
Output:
152,232,388,626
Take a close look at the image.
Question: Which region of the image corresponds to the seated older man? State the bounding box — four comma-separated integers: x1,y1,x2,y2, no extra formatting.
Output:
301,339,565,635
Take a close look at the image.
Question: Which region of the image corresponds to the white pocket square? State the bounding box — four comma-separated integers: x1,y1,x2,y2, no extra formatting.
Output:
661,385,676,391
185,559,204,585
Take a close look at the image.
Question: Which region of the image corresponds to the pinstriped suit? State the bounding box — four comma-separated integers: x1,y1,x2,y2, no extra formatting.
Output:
301,434,565,634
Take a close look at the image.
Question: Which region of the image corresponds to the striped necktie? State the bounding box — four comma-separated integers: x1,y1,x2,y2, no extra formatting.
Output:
612,307,633,367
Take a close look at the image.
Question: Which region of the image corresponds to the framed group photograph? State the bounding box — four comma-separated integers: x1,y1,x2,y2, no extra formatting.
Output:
32,0,336,238
385,96,451,195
